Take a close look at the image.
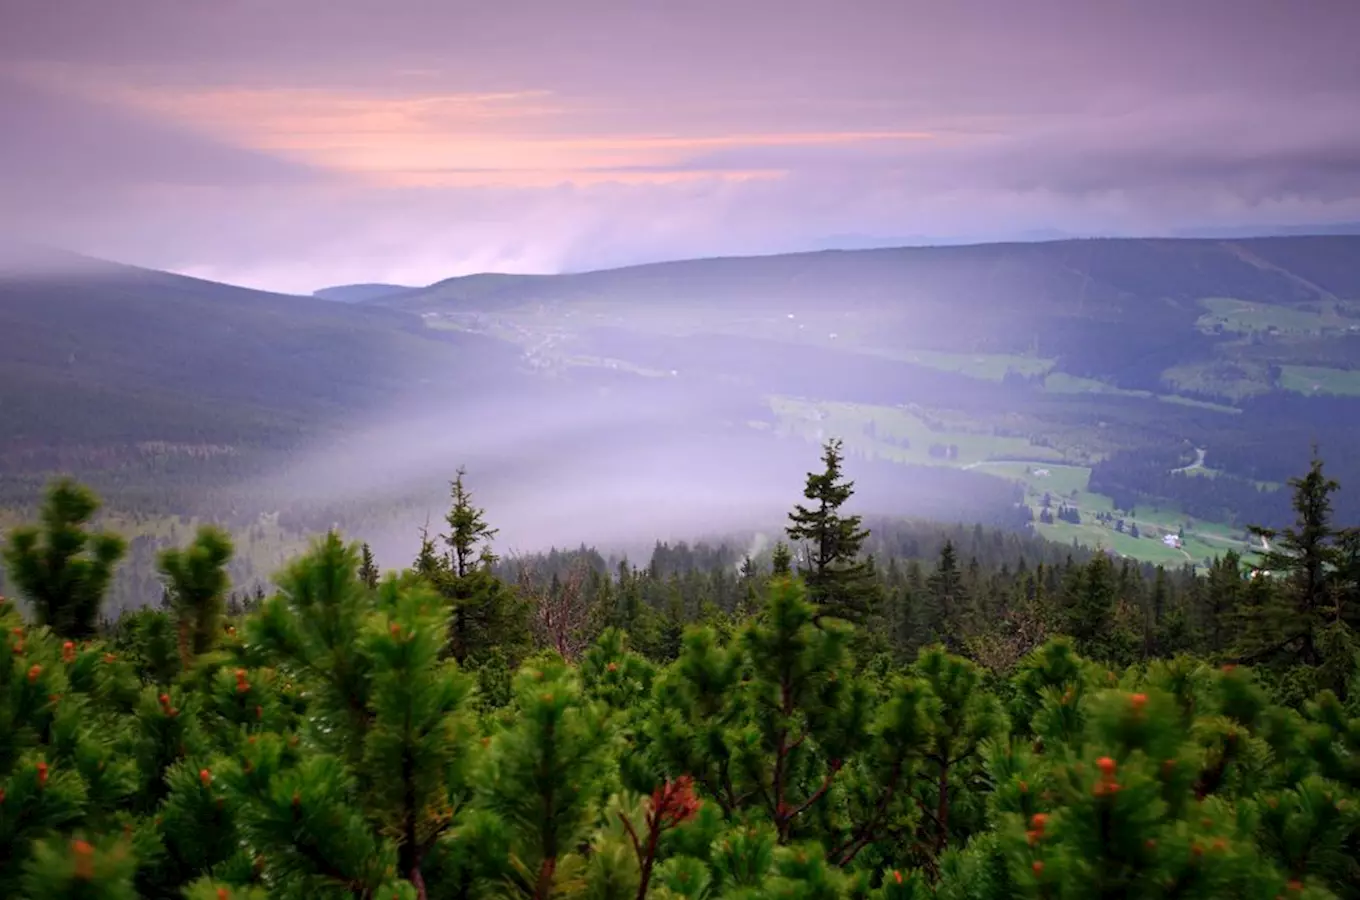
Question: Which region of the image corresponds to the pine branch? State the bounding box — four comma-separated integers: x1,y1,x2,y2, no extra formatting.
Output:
786,759,841,822
831,759,905,866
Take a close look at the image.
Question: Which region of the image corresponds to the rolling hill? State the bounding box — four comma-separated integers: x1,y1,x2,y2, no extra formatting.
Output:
336,235,1360,560
0,250,528,471
4,236,1360,579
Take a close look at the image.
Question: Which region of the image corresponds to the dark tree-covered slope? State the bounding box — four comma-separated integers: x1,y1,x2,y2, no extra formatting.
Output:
0,253,526,450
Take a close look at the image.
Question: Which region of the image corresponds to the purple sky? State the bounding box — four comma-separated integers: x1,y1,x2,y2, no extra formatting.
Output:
3,0,1360,292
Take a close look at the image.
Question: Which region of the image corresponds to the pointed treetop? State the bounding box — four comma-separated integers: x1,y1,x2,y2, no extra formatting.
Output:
444,467,499,579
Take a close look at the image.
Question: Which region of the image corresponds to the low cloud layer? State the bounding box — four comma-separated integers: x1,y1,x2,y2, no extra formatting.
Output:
3,0,1360,291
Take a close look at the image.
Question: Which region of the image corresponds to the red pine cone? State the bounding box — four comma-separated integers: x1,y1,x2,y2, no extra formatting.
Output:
72,839,95,880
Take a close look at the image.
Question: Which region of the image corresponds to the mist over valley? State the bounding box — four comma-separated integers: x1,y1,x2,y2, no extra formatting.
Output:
4,236,1360,607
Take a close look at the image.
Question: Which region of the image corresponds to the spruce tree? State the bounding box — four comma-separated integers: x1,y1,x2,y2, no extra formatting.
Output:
771,542,793,577
444,468,498,579
1064,552,1118,661
786,439,878,624
416,471,529,666
358,543,380,589
2,478,125,639
924,541,966,652
1200,551,1245,655
1244,455,1349,666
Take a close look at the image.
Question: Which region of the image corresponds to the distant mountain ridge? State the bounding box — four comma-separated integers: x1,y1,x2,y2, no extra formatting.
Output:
313,283,416,303
361,235,1360,328
307,229,1360,308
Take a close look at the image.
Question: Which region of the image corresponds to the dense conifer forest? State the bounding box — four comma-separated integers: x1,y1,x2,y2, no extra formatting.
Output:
0,439,1357,899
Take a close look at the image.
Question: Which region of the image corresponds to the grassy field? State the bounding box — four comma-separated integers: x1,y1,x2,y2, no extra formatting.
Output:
1280,365,1360,397
965,459,1259,566
765,398,1261,568
1194,297,1360,336
432,310,1247,417
456,307,1062,382
768,396,1065,467
1032,497,1258,569
1044,373,1241,414
965,460,1091,498
1159,360,1275,402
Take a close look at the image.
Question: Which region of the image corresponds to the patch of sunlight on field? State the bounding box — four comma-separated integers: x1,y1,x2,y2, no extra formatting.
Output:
1195,297,1360,335
1280,365,1360,397
767,397,1065,466
969,461,1091,496
1037,520,1194,565
1047,373,1239,414
1159,361,1273,402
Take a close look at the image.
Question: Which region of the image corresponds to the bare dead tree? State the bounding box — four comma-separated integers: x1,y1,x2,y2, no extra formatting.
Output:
963,594,1049,676
515,554,593,663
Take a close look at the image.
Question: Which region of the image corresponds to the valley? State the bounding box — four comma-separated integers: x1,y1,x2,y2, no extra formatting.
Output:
4,236,1360,607
366,238,1360,569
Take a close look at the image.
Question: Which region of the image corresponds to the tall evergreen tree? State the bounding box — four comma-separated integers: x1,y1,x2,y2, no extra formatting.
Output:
444,467,498,579
923,541,965,652
1200,551,1245,655
786,439,878,623
412,470,529,666
357,542,380,589
1244,454,1349,665
1063,552,1119,661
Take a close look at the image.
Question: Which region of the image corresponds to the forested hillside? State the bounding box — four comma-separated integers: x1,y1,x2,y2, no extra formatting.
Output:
6,236,1360,577
350,236,1360,563
0,441,1356,899
0,250,525,453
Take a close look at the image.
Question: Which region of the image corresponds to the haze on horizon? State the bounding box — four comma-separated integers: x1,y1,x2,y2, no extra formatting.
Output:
2,0,1360,293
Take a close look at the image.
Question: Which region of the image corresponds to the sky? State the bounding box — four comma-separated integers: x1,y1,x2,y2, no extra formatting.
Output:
3,0,1360,293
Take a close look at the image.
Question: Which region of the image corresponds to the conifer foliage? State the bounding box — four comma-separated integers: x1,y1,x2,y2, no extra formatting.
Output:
787,439,879,624
1243,455,1358,668
157,526,233,669
0,450,1359,898
3,478,126,639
